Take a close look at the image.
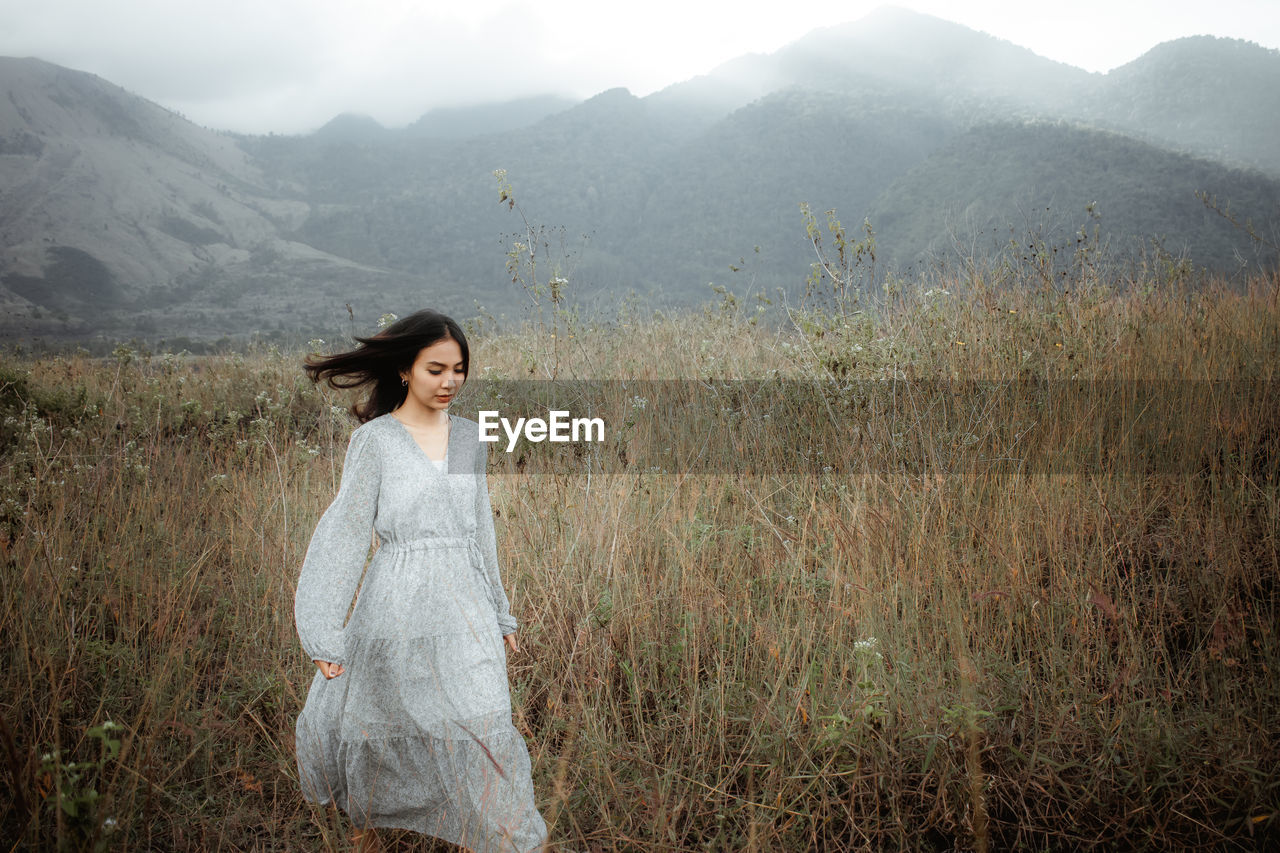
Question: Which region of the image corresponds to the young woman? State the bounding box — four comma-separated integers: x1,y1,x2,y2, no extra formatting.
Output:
293,310,547,852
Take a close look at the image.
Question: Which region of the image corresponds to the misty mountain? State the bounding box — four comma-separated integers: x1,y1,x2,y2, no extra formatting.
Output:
1,8,1278,345
0,58,477,341
309,96,582,145
629,88,959,290
650,6,1093,126
868,121,1280,272
312,113,391,143
406,96,580,139
261,70,1278,310
0,57,273,314
1074,36,1280,174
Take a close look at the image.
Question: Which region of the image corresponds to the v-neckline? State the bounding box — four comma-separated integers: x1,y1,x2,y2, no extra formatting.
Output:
389,413,452,467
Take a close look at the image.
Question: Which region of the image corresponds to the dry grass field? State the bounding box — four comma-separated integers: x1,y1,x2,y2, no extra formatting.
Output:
1,264,1277,850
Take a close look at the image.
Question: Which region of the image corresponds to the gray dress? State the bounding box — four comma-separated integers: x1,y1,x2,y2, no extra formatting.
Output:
294,413,547,852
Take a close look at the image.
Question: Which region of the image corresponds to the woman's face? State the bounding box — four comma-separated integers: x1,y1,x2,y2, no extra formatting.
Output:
400,337,465,416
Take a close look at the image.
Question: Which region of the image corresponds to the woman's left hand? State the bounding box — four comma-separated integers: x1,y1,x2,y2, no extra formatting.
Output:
503,633,520,654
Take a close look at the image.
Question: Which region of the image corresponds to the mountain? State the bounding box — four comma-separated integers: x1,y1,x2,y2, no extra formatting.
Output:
868,121,1280,272
773,7,1092,113
1,8,1278,345
251,79,1278,313
1074,36,1280,174
307,97,581,143
631,88,959,290
0,57,270,324
312,113,390,143
406,95,580,139
650,7,1093,125
0,58,464,342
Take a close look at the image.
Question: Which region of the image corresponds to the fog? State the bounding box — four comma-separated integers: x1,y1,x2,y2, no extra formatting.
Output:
1,0,1276,134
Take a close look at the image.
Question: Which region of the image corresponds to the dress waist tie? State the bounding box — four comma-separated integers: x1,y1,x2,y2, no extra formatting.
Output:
381,535,492,607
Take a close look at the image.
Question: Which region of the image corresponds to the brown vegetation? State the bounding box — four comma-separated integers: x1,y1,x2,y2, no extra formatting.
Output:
1,267,1277,850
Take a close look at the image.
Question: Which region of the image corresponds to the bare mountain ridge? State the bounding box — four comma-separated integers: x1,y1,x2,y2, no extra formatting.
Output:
1,9,1278,343
0,57,432,340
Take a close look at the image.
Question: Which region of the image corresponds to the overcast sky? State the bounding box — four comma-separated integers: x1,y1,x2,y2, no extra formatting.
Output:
3,0,1277,134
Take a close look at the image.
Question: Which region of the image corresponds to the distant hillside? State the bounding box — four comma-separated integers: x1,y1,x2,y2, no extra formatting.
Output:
775,7,1092,112
254,81,1277,310
1074,36,1280,174
630,88,959,291
650,6,1093,124
1,8,1278,345
0,55,274,300
0,58,466,342
307,96,580,144
869,121,1280,272
407,95,580,138
311,113,390,143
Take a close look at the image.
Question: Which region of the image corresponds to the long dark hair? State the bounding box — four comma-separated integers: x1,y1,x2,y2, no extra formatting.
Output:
304,310,470,423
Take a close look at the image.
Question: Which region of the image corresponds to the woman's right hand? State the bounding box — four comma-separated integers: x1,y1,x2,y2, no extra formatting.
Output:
314,660,345,679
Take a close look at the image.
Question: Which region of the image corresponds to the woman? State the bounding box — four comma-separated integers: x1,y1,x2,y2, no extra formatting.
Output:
293,310,547,852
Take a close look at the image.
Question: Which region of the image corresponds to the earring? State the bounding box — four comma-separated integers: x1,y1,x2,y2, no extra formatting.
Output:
401,378,408,387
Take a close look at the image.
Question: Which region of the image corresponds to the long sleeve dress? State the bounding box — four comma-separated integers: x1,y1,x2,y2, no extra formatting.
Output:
294,413,547,852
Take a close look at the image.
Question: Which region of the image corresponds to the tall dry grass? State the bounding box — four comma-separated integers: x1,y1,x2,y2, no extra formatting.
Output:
1,267,1277,850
